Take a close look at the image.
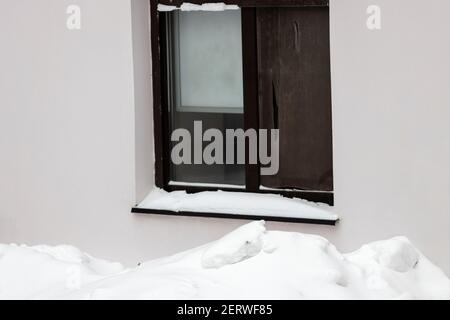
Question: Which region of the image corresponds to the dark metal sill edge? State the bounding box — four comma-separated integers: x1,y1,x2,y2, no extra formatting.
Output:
131,207,339,226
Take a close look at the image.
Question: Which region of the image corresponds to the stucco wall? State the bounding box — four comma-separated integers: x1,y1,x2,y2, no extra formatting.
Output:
0,0,449,273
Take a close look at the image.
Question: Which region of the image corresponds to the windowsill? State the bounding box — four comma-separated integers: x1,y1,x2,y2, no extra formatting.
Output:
132,188,339,225
168,180,245,189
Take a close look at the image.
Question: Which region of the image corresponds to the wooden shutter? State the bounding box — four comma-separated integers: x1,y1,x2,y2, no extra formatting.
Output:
257,6,333,191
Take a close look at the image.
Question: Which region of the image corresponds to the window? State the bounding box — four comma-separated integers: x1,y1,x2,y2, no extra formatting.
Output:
151,1,333,208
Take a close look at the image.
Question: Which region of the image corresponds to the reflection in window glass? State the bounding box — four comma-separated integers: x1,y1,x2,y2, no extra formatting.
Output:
165,9,245,186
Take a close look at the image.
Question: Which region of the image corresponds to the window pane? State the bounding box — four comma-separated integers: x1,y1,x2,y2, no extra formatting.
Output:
173,10,243,112
166,10,245,186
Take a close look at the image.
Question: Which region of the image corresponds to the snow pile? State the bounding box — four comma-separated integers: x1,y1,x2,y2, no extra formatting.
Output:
0,244,124,299
362,237,420,272
138,188,338,222
202,221,266,268
0,223,449,299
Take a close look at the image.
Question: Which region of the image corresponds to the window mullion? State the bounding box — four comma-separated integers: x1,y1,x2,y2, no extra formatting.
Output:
241,7,260,192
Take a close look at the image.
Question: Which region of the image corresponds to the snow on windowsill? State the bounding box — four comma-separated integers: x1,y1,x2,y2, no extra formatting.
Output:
168,180,245,190
158,3,240,12
136,188,339,222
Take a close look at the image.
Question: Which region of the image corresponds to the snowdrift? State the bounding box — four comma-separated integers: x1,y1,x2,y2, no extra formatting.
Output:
1,221,449,299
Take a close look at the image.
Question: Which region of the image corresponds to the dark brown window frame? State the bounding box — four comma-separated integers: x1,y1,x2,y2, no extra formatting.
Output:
133,0,335,225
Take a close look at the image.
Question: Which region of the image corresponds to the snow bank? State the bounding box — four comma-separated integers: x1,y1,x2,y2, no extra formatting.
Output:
0,244,123,299
138,188,338,222
0,223,449,299
202,221,266,268
364,237,420,272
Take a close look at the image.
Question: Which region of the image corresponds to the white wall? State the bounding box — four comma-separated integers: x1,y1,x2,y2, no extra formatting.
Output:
131,0,154,202
328,0,450,273
0,0,449,274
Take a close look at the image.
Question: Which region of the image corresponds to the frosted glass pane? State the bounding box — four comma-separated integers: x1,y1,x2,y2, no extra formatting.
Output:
175,10,243,111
